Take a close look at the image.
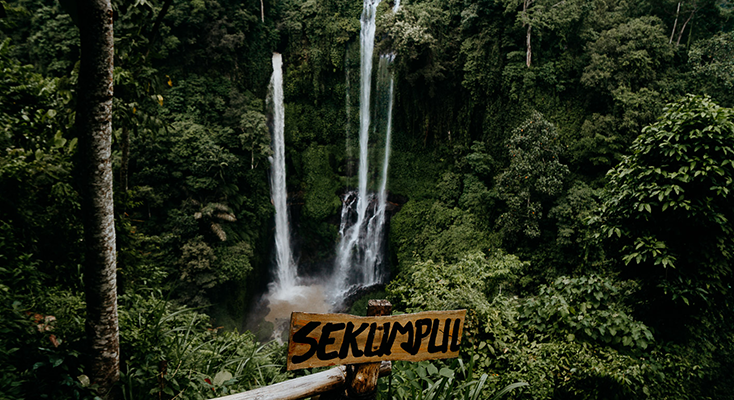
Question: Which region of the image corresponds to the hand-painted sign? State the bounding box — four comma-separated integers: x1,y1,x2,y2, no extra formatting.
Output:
286,310,466,370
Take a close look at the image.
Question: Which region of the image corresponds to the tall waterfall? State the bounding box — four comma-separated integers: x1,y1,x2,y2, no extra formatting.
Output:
269,53,297,294
332,0,398,298
255,4,398,337
260,53,331,336
363,53,395,275
355,0,381,241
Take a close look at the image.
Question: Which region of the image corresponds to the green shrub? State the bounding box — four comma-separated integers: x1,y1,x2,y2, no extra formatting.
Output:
387,251,526,314
119,292,288,400
378,358,528,400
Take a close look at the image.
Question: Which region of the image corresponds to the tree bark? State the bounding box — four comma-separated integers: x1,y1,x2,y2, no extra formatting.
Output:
526,24,532,67
76,0,120,398
669,2,681,44
676,8,695,46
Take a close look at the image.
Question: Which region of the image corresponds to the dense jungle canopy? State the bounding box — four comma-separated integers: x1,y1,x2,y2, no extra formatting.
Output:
1,0,734,398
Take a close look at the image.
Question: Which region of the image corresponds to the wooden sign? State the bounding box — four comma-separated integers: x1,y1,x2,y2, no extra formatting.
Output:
287,310,466,370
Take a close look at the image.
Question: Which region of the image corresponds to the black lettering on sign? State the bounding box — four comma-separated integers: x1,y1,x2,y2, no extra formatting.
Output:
440,319,451,352
410,318,432,355
287,309,466,370
339,322,369,359
317,322,345,361
377,322,391,356
291,321,321,364
363,323,381,357
382,321,413,356
428,318,450,353
450,318,461,352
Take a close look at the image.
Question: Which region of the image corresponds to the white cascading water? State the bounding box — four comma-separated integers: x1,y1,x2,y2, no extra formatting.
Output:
332,0,400,300
263,53,329,341
344,52,356,182
362,53,395,278
332,0,382,297
269,53,297,295
258,4,398,337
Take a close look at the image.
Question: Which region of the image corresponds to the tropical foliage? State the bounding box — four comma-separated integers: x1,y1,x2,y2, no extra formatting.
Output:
2,0,734,398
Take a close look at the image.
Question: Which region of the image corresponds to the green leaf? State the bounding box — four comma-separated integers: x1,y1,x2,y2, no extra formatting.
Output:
51,355,64,368
213,370,233,386
491,382,529,400
438,367,454,379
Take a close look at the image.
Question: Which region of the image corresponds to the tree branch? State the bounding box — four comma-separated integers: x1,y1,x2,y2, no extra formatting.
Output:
676,7,696,46
670,1,681,44
145,0,174,58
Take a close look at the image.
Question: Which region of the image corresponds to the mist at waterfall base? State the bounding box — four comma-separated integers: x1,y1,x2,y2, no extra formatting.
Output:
250,1,397,342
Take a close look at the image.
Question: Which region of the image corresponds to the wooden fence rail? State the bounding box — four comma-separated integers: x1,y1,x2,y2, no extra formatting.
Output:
211,299,462,400
213,361,392,400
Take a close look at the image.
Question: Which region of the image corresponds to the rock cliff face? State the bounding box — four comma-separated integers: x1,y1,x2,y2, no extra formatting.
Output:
331,283,387,314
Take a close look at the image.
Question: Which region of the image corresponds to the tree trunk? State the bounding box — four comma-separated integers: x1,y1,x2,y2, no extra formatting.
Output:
669,2,681,44
526,24,532,67
76,0,120,398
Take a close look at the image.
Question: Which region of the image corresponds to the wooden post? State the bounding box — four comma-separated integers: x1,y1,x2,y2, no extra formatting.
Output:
346,300,391,399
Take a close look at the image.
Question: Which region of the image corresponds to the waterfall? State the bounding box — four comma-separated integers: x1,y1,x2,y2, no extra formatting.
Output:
269,53,297,294
255,4,398,337
355,0,381,240
363,54,395,279
259,53,331,336
332,0,382,296
345,51,354,182
332,0,398,300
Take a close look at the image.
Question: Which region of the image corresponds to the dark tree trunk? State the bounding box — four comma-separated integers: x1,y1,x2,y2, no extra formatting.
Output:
145,0,174,58
76,0,120,398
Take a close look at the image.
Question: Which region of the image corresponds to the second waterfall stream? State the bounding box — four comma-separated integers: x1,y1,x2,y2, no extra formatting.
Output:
262,0,398,337
331,0,396,301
